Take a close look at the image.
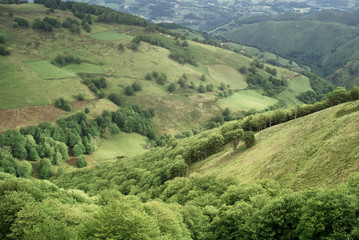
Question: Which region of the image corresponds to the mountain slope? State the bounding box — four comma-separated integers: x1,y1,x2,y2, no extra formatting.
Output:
191,100,359,190
328,58,359,89
0,3,314,135
212,18,359,76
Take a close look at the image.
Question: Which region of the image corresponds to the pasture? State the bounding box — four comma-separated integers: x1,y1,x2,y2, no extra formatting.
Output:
90,30,129,41
217,90,278,112
207,64,247,89
27,60,76,79
92,132,148,160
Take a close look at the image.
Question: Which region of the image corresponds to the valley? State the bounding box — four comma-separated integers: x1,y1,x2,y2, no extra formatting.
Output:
0,1,359,239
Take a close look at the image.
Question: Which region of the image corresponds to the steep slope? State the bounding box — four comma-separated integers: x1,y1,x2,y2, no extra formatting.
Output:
191,100,359,190
52,99,359,193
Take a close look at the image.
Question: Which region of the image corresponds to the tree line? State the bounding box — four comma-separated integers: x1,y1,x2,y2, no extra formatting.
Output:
0,104,158,179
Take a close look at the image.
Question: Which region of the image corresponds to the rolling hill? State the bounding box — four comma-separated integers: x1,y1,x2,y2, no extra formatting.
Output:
0,3,316,135
1,2,359,239
211,14,359,77
328,58,359,89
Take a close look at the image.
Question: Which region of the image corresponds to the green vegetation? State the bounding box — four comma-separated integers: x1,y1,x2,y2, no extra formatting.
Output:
2,2,359,239
55,97,72,111
328,58,359,89
212,14,359,77
92,132,148,160
217,90,278,112
27,61,77,79
90,30,129,41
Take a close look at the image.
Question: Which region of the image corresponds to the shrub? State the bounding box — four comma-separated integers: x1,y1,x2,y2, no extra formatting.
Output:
168,83,177,93
132,82,142,91
55,97,71,111
77,155,88,168
108,93,122,106
125,86,134,96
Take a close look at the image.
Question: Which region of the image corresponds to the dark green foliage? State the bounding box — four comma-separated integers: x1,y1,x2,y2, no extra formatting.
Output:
81,74,107,97
239,66,247,74
251,59,264,69
219,82,226,90
265,66,277,76
108,93,122,106
300,71,334,99
14,17,29,28
55,97,72,111
145,73,152,80
198,83,206,93
69,24,81,34
76,155,87,168
206,84,214,92
76,94,85,101
84,108,90,114
243,131,255,148
168,83,177,93
326,87,351,106
43,17,61,27
200,74,206,81
83,23,91,33
0,36,5,44
132,82,142,91
124,86,134,96
39,158,52,179
17,161,32,178
0,46,10,56
157,73,167,85
52,54,80,67
297,90,321,104
0,150,19,176
118,43,124,51
32,18,53,32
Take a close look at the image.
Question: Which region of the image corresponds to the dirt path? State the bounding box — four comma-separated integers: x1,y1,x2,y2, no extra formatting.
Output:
108,54,130,75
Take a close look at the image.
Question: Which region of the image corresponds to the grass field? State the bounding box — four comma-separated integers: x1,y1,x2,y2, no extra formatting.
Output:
90,31,129,41
191,100,359,190
62,63,104,74
27,60,77,79
207,64,247,89
92,132,149,160
217,90,278,112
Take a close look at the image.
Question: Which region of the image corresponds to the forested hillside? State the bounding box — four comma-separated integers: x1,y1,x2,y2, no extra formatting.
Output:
211,11,359,78
1,1,359,239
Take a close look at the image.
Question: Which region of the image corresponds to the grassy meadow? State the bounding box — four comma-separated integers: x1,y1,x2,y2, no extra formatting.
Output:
92,132,149,160
190,100,359,190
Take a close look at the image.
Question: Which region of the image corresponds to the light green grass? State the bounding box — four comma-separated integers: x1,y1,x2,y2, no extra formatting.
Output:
207,64,247,89
92,132,149,160
27,60,77,79
217,90,278,112
191,100,359,190
90,31,129,41
275,71,313,107
62,63,104,74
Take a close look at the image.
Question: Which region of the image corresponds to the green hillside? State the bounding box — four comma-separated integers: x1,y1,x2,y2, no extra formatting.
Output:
0,3,315,135
191,100,359,190
328,58,359,89
212,16,359,77
47,99,359,239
